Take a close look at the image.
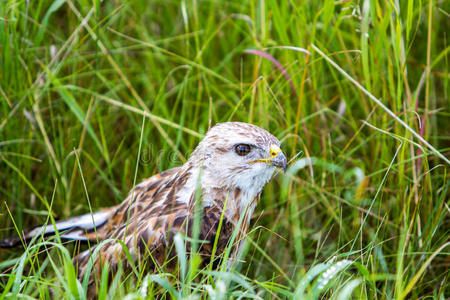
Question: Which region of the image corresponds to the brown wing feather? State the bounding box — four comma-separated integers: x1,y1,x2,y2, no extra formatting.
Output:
0,167,181,248
2,163,255,298
76,203,237,297
80,167,182,242
74,167,187,283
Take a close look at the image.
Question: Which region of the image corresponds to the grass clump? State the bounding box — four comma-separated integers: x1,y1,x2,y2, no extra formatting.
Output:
1,0,449,299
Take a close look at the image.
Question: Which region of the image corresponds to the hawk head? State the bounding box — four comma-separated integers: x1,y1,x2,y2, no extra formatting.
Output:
189,122,287,198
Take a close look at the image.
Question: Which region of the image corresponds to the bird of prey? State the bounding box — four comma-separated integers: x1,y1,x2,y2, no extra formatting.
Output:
1,122,287,297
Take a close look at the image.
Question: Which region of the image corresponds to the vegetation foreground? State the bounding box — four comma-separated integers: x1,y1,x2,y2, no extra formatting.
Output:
0,0,448,299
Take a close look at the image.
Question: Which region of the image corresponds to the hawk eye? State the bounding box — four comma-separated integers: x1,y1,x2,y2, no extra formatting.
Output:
235,144,251,156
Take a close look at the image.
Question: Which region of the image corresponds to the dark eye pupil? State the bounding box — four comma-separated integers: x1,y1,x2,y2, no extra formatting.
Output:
235,144,251,156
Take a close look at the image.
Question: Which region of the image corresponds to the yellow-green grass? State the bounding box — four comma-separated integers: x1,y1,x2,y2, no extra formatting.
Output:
0,0,448,299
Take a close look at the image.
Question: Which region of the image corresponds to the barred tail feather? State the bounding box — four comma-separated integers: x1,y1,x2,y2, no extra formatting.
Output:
0,208,115,248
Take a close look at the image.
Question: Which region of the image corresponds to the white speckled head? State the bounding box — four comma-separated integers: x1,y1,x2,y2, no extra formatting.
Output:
188,122,286,200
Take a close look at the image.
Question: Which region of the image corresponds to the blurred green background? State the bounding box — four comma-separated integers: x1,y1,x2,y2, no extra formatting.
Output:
0,0,448,298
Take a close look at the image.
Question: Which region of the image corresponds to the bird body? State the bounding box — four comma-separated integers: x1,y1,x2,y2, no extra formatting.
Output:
1,122,287,297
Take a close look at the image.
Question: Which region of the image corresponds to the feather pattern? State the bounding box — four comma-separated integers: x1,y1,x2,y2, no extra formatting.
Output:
0,208,115,247
0,122,287,297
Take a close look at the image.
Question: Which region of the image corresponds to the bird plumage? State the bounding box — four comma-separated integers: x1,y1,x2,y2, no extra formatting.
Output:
1,122,287,297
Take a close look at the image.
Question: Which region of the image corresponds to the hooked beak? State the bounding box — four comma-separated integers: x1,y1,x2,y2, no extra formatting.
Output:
248,144,287,172
270,152,287,173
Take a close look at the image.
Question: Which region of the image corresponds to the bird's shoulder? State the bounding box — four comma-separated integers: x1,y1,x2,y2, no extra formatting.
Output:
90,166,188,240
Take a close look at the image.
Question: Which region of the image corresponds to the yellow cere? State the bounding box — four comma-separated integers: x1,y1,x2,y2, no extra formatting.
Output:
249,144,281,164
269,145,281,158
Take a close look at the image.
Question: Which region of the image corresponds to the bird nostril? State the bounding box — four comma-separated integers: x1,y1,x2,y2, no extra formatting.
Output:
269,145,281,158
